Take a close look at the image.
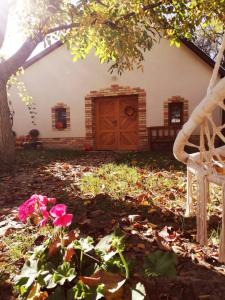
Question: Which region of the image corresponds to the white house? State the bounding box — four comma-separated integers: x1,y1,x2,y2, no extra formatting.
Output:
11,38,225,151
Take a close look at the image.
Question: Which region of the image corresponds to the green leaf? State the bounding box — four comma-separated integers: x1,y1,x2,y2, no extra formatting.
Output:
73,282,104,300
144,250,177,279
53,262,76,286
95,233,115,259
73,237,94,253
175,40,181,48
15,258,40,294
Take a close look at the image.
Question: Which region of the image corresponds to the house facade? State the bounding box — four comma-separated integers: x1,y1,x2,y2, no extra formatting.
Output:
10,38,224,151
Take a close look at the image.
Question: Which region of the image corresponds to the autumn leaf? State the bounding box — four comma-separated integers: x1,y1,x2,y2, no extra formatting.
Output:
27,283,48,300
91,270,126,299
48,237,60,257
64,246,75,262
79,276,101,287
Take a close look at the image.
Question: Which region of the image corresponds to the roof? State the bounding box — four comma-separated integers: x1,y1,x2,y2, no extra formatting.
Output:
23,41,63,69
23,39,225,77
181,39,225,77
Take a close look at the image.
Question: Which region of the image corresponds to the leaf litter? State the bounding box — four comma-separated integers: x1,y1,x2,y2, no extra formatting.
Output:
0,150,225,299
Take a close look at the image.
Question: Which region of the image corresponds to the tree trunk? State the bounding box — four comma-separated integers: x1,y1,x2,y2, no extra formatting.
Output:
0,80,15,165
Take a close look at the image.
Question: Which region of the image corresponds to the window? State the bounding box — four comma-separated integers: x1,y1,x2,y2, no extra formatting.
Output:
55,107,67,129
52,103,70,130
168,102,184,126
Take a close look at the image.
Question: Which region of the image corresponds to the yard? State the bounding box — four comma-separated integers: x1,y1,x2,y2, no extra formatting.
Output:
0,149,225,300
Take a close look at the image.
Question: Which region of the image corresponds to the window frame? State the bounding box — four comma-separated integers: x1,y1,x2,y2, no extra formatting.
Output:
168,102,184,126
52,103,70,131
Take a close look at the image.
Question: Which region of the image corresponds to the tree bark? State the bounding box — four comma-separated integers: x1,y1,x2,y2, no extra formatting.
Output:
0,79,15,165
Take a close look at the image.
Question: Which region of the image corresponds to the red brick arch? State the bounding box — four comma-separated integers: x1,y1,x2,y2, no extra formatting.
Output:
164,96,189,126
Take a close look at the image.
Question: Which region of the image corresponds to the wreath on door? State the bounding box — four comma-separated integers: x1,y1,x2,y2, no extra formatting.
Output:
124,105,137,117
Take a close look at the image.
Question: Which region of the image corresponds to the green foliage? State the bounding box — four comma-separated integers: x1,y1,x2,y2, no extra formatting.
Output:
144,250,177,279
80,163,185,202
7,68,36,125
80,163,143,198
73,282,104,300
5,0,225,76
2,229,36,263
53,262,76,285
0,226,51,280
15,230,128,299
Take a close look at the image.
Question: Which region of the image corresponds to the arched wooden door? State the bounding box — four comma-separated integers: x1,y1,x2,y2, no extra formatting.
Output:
96,95,138,150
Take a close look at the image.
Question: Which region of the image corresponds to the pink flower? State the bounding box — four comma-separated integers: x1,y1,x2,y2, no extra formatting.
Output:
18,195,72,228
18,197,36,222
53,214,73,227
37,195,48,207
18,194,56,224
50,204,73,227
39,206,49,227
50,204,67,218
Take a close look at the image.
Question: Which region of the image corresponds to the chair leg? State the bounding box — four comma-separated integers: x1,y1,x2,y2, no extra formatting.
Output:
196,174,209,246
219,184,225,263
185,168,194,217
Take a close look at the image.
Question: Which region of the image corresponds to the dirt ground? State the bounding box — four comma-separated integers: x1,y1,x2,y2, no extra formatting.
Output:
0,150,225,300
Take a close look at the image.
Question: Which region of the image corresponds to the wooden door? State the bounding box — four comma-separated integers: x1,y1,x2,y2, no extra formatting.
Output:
96,96,138,150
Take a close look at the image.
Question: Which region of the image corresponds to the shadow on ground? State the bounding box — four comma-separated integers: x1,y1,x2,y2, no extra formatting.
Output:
0,150,225,300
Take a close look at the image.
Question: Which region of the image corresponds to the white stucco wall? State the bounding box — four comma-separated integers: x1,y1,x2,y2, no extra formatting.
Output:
11,38,218,139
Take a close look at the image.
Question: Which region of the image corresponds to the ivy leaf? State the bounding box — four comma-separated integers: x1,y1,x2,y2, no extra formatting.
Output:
144,250,177,279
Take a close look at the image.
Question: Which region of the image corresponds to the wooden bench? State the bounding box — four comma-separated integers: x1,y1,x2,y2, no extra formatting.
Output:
148,126,181,150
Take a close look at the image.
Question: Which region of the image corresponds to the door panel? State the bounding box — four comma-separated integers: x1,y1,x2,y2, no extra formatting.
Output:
96,96,138,150
96,98,117,150
118,96,138,150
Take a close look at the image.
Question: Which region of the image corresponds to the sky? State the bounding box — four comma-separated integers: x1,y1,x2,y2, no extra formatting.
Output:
1,20,24,58
1,1,31,58
0,0,77,59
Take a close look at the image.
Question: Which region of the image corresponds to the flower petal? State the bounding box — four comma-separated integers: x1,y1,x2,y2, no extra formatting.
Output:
40,206,49,218
53,214,73,227
39,217,48,227
18,197,36,222
38,195,48,206
50,204,67,218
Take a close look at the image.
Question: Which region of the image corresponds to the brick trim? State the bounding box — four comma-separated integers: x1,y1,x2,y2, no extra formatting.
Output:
40,137,88,149
164,96,189,126
51,103,71,131
85,85,148,150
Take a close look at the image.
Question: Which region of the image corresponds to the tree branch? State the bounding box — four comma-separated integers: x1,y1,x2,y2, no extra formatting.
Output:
46,2,163,35
46,22,80,35
0,1,163,80
115,2,163,22
2,34,43,78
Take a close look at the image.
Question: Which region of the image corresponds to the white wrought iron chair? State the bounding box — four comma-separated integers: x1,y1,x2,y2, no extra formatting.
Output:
173,33,225,262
